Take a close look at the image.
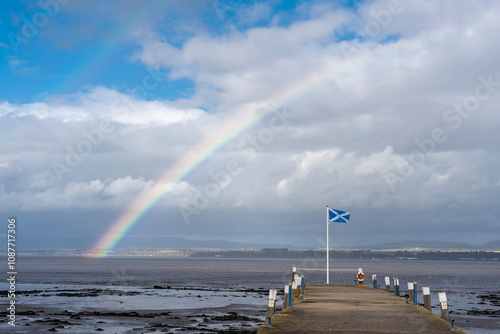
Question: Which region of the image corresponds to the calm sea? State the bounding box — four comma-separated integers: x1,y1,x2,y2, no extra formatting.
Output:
1,256,499,333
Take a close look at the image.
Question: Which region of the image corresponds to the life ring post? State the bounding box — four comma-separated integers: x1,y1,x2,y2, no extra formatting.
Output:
356,268,365,285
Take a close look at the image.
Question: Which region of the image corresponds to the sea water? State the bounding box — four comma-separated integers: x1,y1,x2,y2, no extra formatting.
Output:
0,256,498,333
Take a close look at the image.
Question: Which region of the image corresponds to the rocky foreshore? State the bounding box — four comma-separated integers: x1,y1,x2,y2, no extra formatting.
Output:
0,286,269,333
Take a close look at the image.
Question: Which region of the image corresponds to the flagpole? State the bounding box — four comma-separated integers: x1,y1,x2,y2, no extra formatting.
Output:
326,205,329,284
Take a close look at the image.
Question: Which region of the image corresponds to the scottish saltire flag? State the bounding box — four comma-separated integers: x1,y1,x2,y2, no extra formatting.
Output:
328,208,350,223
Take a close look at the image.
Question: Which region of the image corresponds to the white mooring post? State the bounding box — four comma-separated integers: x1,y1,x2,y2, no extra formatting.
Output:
423,287,431,311
438,292,451,323
294,275,301,298
291,267,297,284
291,280,297,303
385,276,391,292
266,289,277,326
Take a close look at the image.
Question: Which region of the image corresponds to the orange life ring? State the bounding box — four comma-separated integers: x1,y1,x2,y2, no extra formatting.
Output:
356,273,365,280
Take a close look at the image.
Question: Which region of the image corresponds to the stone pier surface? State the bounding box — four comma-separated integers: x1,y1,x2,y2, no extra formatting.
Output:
257,284,467,334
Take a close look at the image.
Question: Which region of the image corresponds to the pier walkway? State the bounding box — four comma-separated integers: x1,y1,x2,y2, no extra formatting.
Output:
257,284,466,334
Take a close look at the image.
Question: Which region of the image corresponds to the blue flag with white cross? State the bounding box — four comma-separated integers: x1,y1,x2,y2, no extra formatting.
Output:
328,208,350,223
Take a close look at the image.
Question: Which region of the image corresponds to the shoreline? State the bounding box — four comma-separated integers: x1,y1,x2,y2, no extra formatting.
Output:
1,304,265,333
0,285,270,333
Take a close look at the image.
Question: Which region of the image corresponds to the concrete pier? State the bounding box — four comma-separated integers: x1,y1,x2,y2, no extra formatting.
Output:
257,284,466,333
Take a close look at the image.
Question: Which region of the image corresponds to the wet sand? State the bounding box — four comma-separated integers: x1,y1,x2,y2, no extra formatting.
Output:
0,286,270,333
450,292,500,334
1,304,265,333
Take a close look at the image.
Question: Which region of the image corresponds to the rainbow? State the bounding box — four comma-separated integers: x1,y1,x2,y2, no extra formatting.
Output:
90,53,369,257
90,74,331,257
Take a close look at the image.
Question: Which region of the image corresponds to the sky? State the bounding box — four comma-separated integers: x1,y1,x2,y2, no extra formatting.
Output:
1,0,500,251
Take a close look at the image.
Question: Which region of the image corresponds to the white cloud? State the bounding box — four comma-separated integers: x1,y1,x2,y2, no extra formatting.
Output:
134,10,350,72
355,146,404,176
277,149,342,197
131,9,353,107
2,1,500,246
102,176,151,197
0,86,205,125
1,175,193,211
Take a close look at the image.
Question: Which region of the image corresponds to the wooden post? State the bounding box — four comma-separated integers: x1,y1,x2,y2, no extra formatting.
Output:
423,287,431,311
408,282,414,303
385,276,391,292
291,266,296,284
283,285,289,309
372,274,377,289
266,289,277,326
438,292,451,323
288,283,292,308
413,281,417,305
300,275,305,300
393,278,400,296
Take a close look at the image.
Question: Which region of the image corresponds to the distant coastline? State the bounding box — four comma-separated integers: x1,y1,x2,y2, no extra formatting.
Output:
9,247,500,261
